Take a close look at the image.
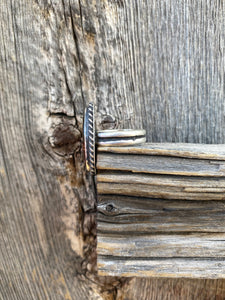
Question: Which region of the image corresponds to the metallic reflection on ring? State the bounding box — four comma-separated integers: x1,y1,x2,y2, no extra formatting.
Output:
97,129,146,147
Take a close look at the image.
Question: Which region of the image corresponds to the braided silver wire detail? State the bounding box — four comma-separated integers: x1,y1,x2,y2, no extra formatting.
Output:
84,103,96,174
88,103,95,174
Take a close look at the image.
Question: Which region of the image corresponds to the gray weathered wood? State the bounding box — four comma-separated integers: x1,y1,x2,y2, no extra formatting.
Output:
97,143,225,277
98,173,225,200
1,0,225,299
97,144,225,177
97,195,225,233
98,233,225,258
98,144,225,160
0,1,118,299
98,258,225,278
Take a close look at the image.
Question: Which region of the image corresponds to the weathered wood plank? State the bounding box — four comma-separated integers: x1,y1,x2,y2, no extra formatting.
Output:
97,181,225,200
97,173,225,188
96,144,225,277
95,1,225,146
98,233,225,257
97,152,225,177
98,258,225,278
119,278,225,300
0,1,115,299
97,173,225,200
97,195,225,233
98,144,225,160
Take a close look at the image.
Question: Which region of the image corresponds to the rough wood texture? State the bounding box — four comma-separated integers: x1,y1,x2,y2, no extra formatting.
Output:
98,175,225,200
98,143,225,160
98,250,225,279
98,196,225,233
119,278,225,300
1,0,225,299
0,1,123,299
97,144,225,277
98,259,225,278
98,233,225,257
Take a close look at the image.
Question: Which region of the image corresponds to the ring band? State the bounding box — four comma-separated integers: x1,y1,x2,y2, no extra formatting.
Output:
83,103,146,174
97,129,146,138
97,129,146,147
83,103,96,174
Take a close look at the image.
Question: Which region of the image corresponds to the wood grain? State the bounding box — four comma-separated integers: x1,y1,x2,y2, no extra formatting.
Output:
98,143,225,160
98,233,225,258
95,1,225,145
98,258,225,278
1,0,225,299
0,1,105,299
97,144,225,277
119,278,225,300
97,195,225,233
97,146,225,177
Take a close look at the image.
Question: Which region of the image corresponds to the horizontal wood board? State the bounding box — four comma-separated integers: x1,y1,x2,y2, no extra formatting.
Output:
96,143,225,277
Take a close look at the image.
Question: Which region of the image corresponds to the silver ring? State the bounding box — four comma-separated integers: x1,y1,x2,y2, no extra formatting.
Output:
97,129,146,138
83,103,95,174
97,129,146,146
83,103,146,174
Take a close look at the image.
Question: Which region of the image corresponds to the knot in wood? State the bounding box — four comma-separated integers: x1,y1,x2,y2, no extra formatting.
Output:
106,204,114,212
98,203,118,216
49,123,81,156
100,115,117,130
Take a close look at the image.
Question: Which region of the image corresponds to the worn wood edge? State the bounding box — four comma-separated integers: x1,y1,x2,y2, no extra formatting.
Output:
97,258,225,278
97,173,225,188
97,194,225,209
97,143,225,160
97,233,225,257
97,216,225,233
97,173,225,200
97,153,225,177
97,182,225,200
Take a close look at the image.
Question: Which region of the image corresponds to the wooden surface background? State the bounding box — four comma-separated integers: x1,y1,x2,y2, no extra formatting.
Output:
96,144,225,277
1,0,225,299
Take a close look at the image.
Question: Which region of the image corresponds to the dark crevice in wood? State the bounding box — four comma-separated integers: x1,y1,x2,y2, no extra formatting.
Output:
49,112,75,118
69,1,85,110
62,65,74,100
78,0,84,33
61,0,67,26
97,170,225,181
97,231,225,237
99,256,225,262
97,230,225,235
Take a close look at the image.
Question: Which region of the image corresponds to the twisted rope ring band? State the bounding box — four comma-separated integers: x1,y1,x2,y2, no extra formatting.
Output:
83,103,146,174
83,103,96,174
